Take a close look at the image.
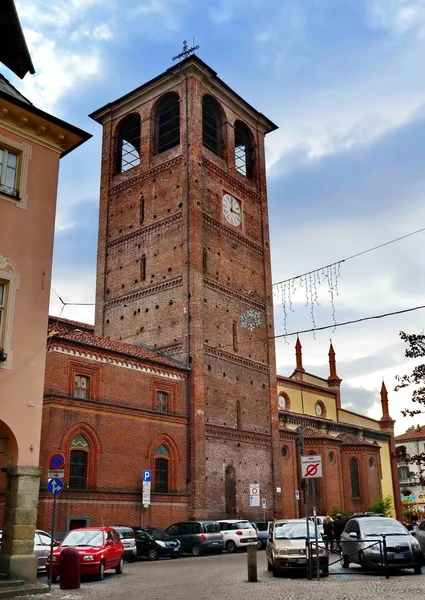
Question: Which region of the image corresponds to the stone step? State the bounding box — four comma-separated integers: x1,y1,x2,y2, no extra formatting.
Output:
0,580,25,588
0,583,48,598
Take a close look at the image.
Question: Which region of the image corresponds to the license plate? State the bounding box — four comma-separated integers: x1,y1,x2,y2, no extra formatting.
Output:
393,553,405,559
246,538,256,542
296,558,306,564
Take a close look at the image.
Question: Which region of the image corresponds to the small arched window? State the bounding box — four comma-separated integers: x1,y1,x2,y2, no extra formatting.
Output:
202,95,223,156
69,435,89,489
116,114,141,173
236,400,241,429
155,93,180,154
350,458,360,499
141,255,146,281
233,321,238,352
140,196,145,224
155,445,170,493
203,247,208,275
234,120,255,180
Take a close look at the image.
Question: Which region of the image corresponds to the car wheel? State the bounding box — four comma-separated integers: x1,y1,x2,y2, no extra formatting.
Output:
148,547,159,561
256,541,262,551
51,575,57,583
115,557,124,574
414,564,422,574
97,561,105,581
192,544,202,557
341,554,350,569
226,540,237,554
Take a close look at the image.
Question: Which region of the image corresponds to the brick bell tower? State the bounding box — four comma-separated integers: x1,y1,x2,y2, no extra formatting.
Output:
89,54,282,520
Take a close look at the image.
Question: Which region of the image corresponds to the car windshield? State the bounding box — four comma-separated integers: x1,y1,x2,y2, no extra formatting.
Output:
115,529,133,539
275,522,319,540
230,522,251,530
362,519,408,537
145,528,170,540
62,530,104,547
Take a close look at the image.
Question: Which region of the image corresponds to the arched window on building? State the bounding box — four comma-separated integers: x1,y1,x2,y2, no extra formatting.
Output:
232,321,238,352
154,93,180,154
234,120,255,180
350,458,360,499
141,255,146,281
236,400,241,429
140,196,145,224
203,247,208,275
154,444,170,493
202,95,224,156
116,114,141,173
225,465,237,516
69,435,89,489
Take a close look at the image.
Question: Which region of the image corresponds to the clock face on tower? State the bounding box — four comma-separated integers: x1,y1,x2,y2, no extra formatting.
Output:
222,193,242,227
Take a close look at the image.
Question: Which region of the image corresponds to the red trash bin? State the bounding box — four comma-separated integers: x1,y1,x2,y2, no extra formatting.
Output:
60,546,81,589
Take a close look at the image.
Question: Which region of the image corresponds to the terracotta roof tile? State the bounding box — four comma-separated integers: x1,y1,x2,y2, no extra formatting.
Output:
336,432,376,447
395,426,425,442
48,316,187,371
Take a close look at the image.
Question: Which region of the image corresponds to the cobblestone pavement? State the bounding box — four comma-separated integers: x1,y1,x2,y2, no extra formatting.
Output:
20,552,425,600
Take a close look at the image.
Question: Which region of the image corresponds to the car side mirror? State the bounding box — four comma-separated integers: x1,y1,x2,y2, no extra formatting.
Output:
349,532,358,539
411,530,417,537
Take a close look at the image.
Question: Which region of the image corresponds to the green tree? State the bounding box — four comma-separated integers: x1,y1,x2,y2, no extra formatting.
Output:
368,495,393,517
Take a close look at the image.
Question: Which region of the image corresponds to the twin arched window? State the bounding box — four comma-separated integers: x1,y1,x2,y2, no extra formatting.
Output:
202,95,224,156
235,120,254,180
116,114,141,173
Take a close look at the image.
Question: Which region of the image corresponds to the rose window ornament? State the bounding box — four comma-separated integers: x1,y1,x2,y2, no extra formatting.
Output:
240,309,262,332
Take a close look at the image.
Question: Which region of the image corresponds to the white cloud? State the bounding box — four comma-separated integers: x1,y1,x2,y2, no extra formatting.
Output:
366,0,425,36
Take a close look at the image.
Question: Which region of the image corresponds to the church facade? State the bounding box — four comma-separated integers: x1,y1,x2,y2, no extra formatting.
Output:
20,56,400,534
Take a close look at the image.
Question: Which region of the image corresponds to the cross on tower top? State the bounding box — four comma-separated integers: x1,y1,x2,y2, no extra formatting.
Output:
172,39,200,62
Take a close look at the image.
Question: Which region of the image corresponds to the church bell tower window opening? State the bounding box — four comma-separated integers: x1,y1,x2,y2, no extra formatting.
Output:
202,95,223,157
155,93,180,154
116,114,141,174
234,120,254,180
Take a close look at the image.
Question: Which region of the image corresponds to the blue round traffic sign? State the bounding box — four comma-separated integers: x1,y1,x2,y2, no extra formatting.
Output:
49,453,65,470
47,478,64,495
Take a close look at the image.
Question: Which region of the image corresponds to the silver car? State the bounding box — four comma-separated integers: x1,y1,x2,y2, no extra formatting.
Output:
340,515,423,573
0,529,55,571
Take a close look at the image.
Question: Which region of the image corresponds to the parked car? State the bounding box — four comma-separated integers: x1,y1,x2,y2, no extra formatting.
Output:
308,516,326,536
0,529,57,572
414,520,425,558
110,526,136,562
47,527,124,582
164,521,224,556
266,519,328,576
252,522,273,549
217,520,258,553
340,514,423,574
131,526,181,560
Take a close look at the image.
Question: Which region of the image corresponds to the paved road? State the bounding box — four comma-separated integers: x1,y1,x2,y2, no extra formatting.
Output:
24,551,425,600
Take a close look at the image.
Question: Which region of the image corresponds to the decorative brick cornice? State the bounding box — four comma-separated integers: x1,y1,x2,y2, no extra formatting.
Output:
43,394,188,423
47,344,185,380
202,157,262,203
204,345,269,373
204,278,265,310
206,424,271,447
107,213,182,251
110,156,183,194
157,344,184,357
104,276,183,309
203,215,264,256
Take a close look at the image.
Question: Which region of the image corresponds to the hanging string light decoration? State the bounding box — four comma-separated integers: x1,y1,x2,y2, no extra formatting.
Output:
273,261,342,338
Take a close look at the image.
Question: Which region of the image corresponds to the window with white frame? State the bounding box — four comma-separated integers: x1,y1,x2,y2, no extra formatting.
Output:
0,147,19,199
0,255,19,369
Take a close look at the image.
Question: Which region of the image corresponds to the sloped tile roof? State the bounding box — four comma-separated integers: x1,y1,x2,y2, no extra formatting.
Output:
336,432,377,447
48,316,187,371
0,73,31,104
395,426,425,442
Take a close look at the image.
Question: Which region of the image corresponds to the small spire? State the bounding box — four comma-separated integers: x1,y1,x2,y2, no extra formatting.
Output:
295,336,305,372
327,342,342,408
380,380,390,419
328,342,337,379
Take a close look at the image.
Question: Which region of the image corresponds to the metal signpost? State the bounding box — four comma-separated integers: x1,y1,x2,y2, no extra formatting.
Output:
47,453,65,590
261,498,267,520
141,470,151,526
301,454,323,580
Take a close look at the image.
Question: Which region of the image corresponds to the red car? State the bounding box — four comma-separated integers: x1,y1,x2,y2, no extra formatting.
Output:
47,527,124,581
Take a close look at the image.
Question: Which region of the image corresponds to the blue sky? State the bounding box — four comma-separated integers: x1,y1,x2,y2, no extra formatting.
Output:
9,0,425,433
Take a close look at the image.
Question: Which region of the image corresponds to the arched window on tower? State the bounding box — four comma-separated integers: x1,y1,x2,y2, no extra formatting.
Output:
202,95,224,156
203,247,208,275
232,321,238,352
234,120,255,180
154,444,170,493
154,93,180,154
141,255,146,281
350,458,360,499
116,114,141,173
69,435,89,489
236,401,241,429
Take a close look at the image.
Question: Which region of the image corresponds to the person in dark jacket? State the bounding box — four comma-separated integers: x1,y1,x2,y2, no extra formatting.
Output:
332,514,346,552
322,516,334,552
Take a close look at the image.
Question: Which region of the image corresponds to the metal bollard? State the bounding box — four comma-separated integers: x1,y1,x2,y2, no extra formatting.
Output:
247,543,258,582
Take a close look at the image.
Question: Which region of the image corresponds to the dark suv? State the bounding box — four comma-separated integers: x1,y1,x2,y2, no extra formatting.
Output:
164,521,224,556
340,514,423,573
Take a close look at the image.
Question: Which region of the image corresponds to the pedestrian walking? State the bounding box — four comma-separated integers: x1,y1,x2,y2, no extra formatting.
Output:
322,515,334,552
332,513,345,553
